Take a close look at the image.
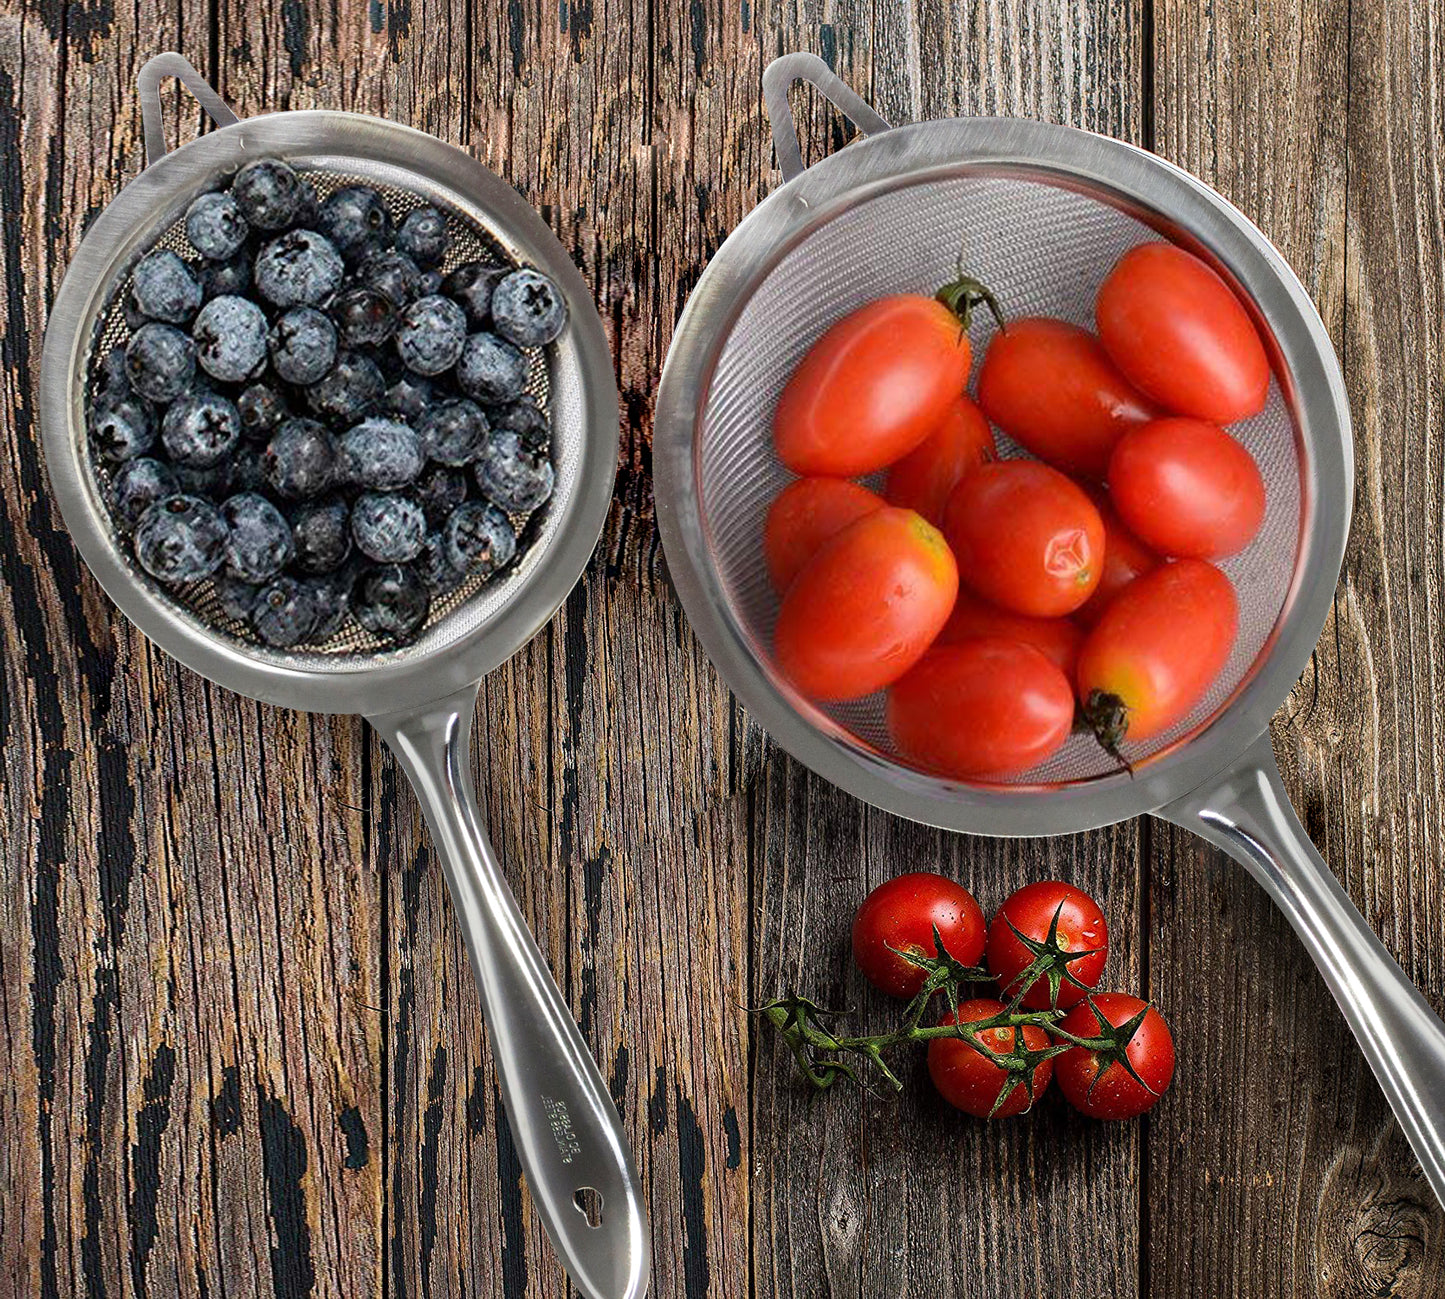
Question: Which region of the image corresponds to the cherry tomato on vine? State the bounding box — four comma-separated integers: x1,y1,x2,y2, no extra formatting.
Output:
884,394,996,524
774,507,958,702
976,317,1156,477
1076,559,1238,750
1096,243,1270,424
938,587,1084,680
927,997,1054,1118
1108,417,1266,559
773,277,996,476
985,880,1109,1010
1074,488,1159,627
1055,993,1175,1119
851,872,987,999
887,641,1075,780
943,460,1104,617
764,477,885,592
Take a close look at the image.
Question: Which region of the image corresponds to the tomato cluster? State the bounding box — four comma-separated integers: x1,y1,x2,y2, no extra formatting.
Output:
765,244,1270,774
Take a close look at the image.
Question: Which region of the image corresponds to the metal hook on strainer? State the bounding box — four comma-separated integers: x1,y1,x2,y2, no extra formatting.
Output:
41,56,649,1298
657,53,1445,1205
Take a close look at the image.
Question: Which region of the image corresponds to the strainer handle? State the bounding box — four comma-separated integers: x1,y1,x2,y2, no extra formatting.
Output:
762,52,892,184
137,53,240,167
371,684,650,1299
1159,730,1445,1210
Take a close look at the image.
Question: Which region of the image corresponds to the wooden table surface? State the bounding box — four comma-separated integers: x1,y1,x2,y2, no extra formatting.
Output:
3,0,1444,1295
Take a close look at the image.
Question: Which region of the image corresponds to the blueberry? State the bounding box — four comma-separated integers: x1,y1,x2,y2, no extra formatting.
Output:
97,345,132,406
492,396,550,450
108,457,178,530
185,191,249,260
213,573,262,622
351,563,430,643
384,372,434,423
130,250,202,324
319,185,393,265
161,389,242,467
254,229,345,308
414,464,468,528
231,159,305,231
126,322,196,403
237,382,289,440
337,417,424,490
269,306,338,385
490,268,567,347
359,248,422,306
252,575,320,647
133,494,228,585
418,398,489,467
351,492,426,563
330,286,395,348
198,249,252,300
193,295,269,383
171,461,234,499
456,331,527,404
291,498,352,574
441,262,505,328
419,531,464,595
418,270,443,296
219,492,293,583
396,206,448,267
474,429,554,513
443,500,516,577
91,395,156,462
304,350,385,425
394,295,467,376
264,417,337,499
304,573,350,639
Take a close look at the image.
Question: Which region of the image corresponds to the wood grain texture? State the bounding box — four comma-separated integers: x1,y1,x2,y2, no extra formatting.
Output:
2,0,1444,1295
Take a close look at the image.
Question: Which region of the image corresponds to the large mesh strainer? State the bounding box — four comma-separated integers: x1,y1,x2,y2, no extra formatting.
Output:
40,56,648,1299
656,53,1445,1204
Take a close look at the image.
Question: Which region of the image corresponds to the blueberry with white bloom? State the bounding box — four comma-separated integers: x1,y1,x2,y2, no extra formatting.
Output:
489,268,566,347
131,250,202,324
474,428,553,512
456,330,527,404
133,494,228,585
161,389,242,467
319,185,393,265
492,396,550,450
126,322,196,403
263,418,337,500
443,500,516,577
395,294,467,376
384,372,434,423
108,457,178,530
269,306,338,385
92,396,156,463
351,492,426,563
396,205,448,267
418,398,489,467
213,573,262,622
222,492,295,582
291,498,352,574
254,229,344,308
337,417,424,490
186,191,249,260
351,562,430,643
193,294,269,382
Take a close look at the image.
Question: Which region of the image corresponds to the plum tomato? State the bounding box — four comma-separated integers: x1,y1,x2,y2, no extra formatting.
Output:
937,587,1084,680
927,997,1053,1118
773,290,980,476
884,394,996,524
1076,558,1238,751
1056,993,1175,1119
943,460,1105,617
985,880,1109,1010
1108,417,1266,559
976,317,1155,477
774,507,958,702
1096,243,1270,424
764,477,885,592
1074,487,1159,627
851,872,987,998
887,640,1075,779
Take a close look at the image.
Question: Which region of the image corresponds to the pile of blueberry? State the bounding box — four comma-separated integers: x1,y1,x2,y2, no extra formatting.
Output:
89,156,566,648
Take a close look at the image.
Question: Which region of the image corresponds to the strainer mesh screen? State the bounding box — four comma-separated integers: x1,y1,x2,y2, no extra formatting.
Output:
85,162,572,666
698,173,1301,785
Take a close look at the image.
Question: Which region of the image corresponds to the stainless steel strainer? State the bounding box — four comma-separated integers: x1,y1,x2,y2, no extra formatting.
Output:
656,53,1445,1204
40,55,648,1299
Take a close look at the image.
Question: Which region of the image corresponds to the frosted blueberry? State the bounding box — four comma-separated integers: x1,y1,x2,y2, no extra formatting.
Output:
396,205,448,267
336,417,424,490
213,573,262,622
291,498,352,574
186,191,249,260
351,563,430,643
126,322,196,403
130,250,202,324
443,500,516,577
91,395,156,463
491,396,550,450
394,295,467,376
417,398,489,467
161,389,242,467
319,185,393,265
231,159,305,231
132,494,228,585
456,331,527,404
237,383,289,441
351,492,426,563
108,457,178,530
384,372,434,424
263,417,337,500
221,492,295,583
474,428,554,512
193,295,268,382
489,268,566,347
254,229,344,308
269,306,338,385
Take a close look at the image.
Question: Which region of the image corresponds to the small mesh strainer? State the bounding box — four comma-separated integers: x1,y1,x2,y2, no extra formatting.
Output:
656,53,1445,1204
40,56,648,1299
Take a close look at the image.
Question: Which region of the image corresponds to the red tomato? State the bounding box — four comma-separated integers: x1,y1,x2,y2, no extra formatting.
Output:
976,317,1156,477
943,461,1105,617
763,477,885,592
774,507,958,702
985,880,1109,1010
851,873,987,999
887,641,1075,779
1076,559,1238,747
1096,243,1270,423
884,395,996,524
774,294,973,476
927,998,1053,1118
1108,417,1266,558
937,587,1084,680
1074,488,1160,627
1056,993,1175,1119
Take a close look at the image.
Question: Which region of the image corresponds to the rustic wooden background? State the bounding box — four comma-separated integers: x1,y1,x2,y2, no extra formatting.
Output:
2,0,1443,1295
